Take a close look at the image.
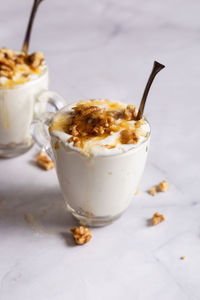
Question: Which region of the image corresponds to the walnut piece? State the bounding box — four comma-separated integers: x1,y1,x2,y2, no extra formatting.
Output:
36,151,54,171
152,212,165,226
148,186,157,196
27,52,44,69
120,129,139,144
158,180,170,192
180,256,186,260
135,189,140,195
70,226,92,245
124,105,137,121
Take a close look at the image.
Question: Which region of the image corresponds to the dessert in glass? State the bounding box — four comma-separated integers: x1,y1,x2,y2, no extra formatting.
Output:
0,0,65,158
0,48,49,157
31,99,151,226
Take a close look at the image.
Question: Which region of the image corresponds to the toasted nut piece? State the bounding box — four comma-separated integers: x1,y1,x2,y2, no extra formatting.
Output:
152,212,165,226
158,180,170,192
27,52,44,69
180,256,186,260
70,226,92,245
15,54,26,65
0,48,16,59
135,189,140,195
70,124,79,136
0,70,13,79
148,186,157,196
120,129,139,144
0,57,15,70
124,105,137,121
36,151,54,170
135,119,146,128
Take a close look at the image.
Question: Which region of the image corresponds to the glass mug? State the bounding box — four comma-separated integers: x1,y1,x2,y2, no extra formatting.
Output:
31,100,150,227
0,67,64,158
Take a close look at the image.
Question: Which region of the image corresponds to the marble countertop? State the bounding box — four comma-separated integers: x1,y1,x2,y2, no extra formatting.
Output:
1,0,200,299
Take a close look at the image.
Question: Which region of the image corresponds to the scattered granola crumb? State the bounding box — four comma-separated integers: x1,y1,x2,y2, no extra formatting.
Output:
148,180,170,196
180,256,186,260
158,180,170,192
36,151,54,171
70,226,92,245
148,186,157,196
135,189,140,195
152,212,165,226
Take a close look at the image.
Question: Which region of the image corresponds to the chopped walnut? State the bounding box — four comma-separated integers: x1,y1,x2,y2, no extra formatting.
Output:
120,129,139,144
152,212,165,226
124,105,137,121
70,226,92,245
27,52,44,69
135,119,146,128
148,186,157,196
36,151,54,171
68,136,81,147
158,180,170,192
180,256,186,260
135,189,140,195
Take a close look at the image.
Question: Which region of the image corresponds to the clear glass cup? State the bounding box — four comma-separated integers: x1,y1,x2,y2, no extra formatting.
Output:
31,100,151,227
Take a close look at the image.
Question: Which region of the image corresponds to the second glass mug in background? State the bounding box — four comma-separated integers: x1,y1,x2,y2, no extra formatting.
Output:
31,100,151,227
0,66,64,158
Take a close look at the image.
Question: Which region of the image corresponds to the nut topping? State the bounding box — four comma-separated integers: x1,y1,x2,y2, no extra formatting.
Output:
0,47,44,85
49,100,148,151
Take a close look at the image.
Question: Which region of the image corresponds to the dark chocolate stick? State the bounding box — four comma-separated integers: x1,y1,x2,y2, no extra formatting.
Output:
22,0,44,54
136,61,165,120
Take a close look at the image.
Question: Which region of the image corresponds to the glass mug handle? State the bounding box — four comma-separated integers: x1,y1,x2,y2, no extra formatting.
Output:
31,90,65,160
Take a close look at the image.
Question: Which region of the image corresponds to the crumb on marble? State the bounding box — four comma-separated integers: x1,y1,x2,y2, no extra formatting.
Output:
180,256,186,260
158,180,170,192
148,186,157,196
135,189,140,195
148,180,170,196
70,226,92,245
152,212,165,226
36,150,54,171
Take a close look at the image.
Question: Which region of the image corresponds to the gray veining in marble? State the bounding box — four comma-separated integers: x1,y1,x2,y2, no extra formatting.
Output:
0,0,200,299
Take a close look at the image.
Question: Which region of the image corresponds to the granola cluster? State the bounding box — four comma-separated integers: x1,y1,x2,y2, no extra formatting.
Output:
53,102,146,148
70,226,92,245
0,47,44,86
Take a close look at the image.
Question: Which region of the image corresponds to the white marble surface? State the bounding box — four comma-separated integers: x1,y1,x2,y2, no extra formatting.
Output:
1,0,200,299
